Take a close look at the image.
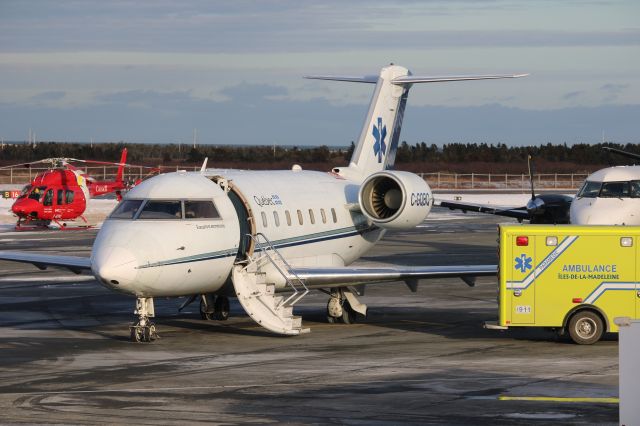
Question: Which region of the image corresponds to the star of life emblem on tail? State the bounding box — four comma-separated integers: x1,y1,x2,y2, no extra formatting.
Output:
372,117,387,163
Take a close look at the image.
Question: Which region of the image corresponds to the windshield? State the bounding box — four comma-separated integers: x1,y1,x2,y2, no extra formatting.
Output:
600,181,629,198
577,181,602,198
137,200,183,220
18,185,32,199
110,199,144,219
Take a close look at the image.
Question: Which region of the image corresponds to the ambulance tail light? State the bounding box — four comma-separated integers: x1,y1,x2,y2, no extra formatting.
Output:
572,298,583,304
516,236,529,246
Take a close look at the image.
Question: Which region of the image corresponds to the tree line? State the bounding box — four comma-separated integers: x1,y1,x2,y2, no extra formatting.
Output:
1,141,637,173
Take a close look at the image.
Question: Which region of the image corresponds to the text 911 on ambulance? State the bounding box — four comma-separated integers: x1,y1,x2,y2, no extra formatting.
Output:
485,224,640,344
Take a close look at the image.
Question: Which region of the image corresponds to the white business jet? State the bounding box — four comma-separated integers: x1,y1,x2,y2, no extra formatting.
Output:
0,64,524,342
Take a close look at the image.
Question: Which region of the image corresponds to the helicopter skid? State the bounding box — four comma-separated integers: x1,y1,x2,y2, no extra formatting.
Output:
15,216,93,231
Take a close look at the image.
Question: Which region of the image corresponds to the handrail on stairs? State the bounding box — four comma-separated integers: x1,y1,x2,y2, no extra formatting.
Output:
246,232,309,307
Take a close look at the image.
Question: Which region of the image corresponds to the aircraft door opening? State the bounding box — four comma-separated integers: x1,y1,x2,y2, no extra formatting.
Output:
221,182,255,261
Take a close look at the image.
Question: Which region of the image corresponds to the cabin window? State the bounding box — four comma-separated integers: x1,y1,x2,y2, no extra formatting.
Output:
57,189,64,205
43,189,54,206
297,209,303,225
138,200,182,220
600,181,629,198
320,208,327,224
110,199,144,219
309,209,315,224
65,190,74,204
285,210,292,226
184,200,220,219
331,207,338,223
261,211,268,228
273,211,280,227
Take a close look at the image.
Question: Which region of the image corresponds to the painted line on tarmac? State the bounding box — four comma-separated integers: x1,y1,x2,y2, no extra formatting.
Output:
499,396,619,404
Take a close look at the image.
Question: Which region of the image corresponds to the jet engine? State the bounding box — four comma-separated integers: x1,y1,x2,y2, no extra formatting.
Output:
358,170,432,230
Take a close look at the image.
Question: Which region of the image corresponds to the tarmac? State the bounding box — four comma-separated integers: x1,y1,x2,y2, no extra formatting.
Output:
0,212,618,425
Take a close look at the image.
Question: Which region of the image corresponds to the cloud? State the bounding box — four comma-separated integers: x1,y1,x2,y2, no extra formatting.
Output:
562,91,584,100
600,83,629,102
30,91,66,101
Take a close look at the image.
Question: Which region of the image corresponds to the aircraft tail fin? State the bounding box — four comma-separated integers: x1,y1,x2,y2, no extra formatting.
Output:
116,148,127,183
306,65,526,180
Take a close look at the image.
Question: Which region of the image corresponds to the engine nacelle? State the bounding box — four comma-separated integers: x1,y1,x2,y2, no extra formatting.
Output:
358,170,432,230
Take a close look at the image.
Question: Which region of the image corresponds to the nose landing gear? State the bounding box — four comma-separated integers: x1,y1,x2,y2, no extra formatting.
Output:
130,297,158,343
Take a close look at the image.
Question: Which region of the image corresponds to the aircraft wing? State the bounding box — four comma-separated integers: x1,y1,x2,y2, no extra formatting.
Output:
0,251,91,274
291,264,496,288
435,199,529,221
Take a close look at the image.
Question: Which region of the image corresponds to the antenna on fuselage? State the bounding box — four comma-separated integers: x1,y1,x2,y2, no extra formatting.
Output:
200,157,208,173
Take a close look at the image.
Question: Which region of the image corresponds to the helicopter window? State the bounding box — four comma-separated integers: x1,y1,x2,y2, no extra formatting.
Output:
599,181,629,198
65,190,75,204
110,199,144,219
28,186,47,201
18,185,31,199
183,200,220,219
57,189,64,205
577,181,602,198
43,189,54,206
138,200,183,220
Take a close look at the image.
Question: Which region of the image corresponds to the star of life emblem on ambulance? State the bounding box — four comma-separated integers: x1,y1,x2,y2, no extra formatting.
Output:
515,254,533,273
372,117,387,163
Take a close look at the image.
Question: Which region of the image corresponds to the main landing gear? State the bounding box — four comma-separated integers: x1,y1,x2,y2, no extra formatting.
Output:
326,288,367,324
199,294,230,321
130,297,158,343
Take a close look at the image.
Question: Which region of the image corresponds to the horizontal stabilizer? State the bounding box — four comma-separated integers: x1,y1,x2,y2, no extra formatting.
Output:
391,74,528,85
303,75,378,84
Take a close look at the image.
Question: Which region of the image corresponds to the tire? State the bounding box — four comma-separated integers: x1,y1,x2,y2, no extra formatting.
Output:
568,311,604,345
214,296,230,321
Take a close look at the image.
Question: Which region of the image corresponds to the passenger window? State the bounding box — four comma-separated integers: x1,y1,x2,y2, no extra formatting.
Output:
285,210,292,226
331,208,337,223
184,200,220,219
273,211,280,227
309,209,315,224
110,199,144,219
261,211,268,228
43,189,54,206
320,208,327,224
600,181,629,198
297,209,303,225
57,189,64,205
138,200,182,219
65,190,75,204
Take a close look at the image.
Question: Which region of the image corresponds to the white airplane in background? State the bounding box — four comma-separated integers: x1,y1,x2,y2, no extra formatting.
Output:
436,147,640,225
0,64,525,342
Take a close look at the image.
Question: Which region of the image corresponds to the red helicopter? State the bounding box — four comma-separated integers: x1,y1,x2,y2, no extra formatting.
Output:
4,149,152,229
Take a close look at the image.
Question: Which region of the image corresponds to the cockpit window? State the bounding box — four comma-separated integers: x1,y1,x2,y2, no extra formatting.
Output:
138,200,183,220
600,181,629,198
577,181,602,198
630,181,640,198
110,199,144,219
28,186,47,201
184,200,220,219
18,185,31,199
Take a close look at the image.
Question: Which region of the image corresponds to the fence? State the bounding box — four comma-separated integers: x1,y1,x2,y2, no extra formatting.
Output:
0,166,588,191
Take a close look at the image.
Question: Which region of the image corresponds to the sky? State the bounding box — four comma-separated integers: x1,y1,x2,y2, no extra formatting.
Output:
0,0,639,146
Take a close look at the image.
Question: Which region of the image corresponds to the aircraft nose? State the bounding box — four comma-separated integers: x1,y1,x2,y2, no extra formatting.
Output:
91,246,139,291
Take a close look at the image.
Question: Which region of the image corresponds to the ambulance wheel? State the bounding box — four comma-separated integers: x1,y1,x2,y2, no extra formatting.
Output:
568,311,603,345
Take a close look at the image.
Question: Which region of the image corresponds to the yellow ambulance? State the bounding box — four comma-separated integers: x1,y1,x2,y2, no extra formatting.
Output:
486,224,639,344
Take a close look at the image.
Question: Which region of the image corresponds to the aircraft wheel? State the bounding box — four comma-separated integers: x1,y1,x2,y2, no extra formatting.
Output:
568,311,603,345
327,315,339,324
199,298,214,320
214,296,230,321
341,300,357,325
